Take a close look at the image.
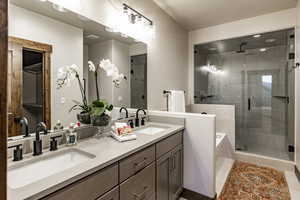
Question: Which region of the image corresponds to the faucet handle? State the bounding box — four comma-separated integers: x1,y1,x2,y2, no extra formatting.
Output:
50,135,62,151
141,117,146,126
128,119,134,128
8,144,23,161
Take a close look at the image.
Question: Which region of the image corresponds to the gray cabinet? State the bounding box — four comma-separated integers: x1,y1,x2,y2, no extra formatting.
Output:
156,131,182,158
170,145,183,200
119,145,155,183
120,163,155,200
40,131,183,200
96,186,119,200
42,163,118,200
157,143,183,200
156,151,173,200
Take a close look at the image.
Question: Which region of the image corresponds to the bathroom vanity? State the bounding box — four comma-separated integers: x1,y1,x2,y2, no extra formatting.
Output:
7,122,184,200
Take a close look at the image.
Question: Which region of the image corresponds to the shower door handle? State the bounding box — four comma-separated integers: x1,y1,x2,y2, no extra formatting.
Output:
248,98,251,111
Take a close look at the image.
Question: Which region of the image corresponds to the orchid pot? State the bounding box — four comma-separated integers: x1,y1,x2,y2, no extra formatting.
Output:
91,113,111,127
77,112,91,124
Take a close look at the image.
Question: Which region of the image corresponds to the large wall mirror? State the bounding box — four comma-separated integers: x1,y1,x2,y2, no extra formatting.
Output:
8,0,147,138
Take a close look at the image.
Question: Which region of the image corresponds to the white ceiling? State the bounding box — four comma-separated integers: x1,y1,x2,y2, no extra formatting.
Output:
153,0,298,30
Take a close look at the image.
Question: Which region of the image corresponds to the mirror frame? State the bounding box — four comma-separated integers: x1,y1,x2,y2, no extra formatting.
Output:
0,0,8,198
8,36,52,137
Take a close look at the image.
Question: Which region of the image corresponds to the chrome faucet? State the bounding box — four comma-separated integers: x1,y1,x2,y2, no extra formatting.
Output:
135,109,146,127
33,122,47,156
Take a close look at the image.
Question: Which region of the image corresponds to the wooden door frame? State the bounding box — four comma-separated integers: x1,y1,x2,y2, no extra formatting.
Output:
8,36,52,129
0,0,8,199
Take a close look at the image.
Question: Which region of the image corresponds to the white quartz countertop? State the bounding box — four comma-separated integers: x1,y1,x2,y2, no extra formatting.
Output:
8,122,184,200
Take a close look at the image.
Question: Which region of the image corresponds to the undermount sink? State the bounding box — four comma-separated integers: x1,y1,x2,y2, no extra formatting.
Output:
8,148,95,189
134,125,169,135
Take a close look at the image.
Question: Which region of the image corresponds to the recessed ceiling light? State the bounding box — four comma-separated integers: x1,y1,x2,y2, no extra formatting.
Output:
78,15,90,21
105,27,117,33
253,34,261,38
260,48,267,52
120,33,128,38
85,34,99,39
265,38,276,43
52,3,67,12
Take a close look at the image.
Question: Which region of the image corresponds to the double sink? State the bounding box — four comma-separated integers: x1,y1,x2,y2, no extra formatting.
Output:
8,124,169,189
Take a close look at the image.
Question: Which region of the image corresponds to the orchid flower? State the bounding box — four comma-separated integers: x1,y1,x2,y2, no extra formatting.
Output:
56,64,79,89
56,64,89,113
88,59,127,99
88,61,96,72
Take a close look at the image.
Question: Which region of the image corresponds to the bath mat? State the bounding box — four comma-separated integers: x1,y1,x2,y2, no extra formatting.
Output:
218,161,291,200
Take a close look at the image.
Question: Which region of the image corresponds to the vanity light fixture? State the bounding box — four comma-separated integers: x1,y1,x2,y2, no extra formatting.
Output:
123,3,153,28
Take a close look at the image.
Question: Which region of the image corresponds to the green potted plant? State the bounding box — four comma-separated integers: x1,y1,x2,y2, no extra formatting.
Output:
56,64,91,124
88,59,126,127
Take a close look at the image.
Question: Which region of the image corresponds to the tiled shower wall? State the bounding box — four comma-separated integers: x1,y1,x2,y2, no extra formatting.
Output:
194,45,291,160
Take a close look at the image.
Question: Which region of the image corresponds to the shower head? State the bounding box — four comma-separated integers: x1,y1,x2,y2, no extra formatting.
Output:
236,42,248,53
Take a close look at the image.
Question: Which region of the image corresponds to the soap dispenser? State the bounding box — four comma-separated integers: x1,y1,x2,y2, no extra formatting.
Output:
66,123,77,146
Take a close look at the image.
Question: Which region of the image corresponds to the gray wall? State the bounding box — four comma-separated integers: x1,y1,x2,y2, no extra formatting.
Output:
87,40,113,103
66,0,189,111
9,5,84,128
86,40,131,107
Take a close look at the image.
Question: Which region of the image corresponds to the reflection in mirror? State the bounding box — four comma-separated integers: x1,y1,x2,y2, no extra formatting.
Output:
7,37,51,138
8,0,147,138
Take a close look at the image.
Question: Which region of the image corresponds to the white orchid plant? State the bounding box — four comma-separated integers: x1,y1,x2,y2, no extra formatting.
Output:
88,59,127,116
56,64,91,114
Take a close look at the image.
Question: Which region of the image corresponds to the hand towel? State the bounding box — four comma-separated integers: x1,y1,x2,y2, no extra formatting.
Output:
167,90,186,112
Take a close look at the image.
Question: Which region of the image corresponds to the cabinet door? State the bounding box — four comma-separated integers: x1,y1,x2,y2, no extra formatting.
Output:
42,164,118,200
120,163,155,200
156,151,172,200
170,145,183,200
96,186,119,200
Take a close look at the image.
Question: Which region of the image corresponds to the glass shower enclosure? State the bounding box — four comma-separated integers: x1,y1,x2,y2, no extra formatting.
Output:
194,29,295,161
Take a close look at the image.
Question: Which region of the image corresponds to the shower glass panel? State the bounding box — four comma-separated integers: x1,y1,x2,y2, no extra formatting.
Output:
194,29,295,161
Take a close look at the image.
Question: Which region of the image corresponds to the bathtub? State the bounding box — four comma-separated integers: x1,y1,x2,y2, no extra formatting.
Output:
216,132,226,148
216,132,233,158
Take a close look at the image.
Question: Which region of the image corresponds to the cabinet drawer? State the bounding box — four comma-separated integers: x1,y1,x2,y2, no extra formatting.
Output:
119,145,155,182
96,186,119,200
156,131,182,158
42,163,118,200
120,163,155,200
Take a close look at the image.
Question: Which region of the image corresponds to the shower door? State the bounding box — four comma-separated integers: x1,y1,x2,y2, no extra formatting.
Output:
243,69,289,159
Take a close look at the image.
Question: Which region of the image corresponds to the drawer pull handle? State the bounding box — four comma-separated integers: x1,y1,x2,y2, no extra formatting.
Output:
133,186,149,200
134,157,147,170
